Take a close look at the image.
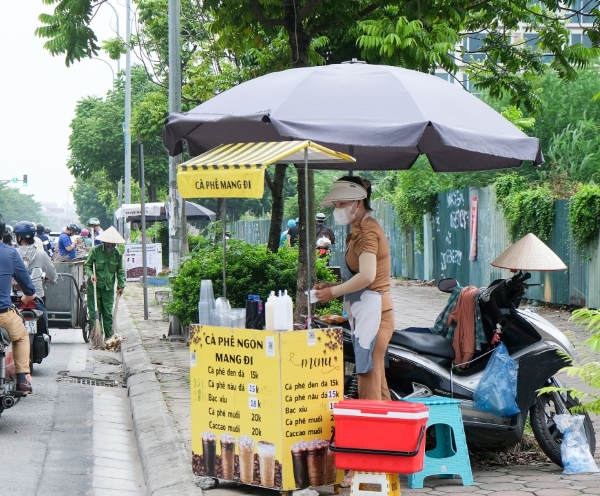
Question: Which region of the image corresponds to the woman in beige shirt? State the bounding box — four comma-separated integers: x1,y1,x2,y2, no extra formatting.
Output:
313,176,394,400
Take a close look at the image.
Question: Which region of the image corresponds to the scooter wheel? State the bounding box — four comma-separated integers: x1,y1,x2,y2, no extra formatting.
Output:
530,391,596,467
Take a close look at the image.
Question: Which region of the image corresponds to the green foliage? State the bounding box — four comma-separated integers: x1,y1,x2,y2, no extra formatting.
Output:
539,308,600,415
387,159,452,250
543,120,600,184
71,177,112,228
0,184,44,225
569,184,600,251
496,181,556,241
166,240,337,325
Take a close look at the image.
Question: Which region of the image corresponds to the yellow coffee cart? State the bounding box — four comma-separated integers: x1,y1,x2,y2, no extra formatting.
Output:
179,141,353,493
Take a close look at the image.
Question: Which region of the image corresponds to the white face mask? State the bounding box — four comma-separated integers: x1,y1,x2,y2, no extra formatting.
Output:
333,202,357,225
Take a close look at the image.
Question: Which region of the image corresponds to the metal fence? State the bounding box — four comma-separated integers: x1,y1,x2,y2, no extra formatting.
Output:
228,185,600,307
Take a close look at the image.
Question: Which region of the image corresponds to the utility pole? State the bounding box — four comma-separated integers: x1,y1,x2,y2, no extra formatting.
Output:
124,0,132,207
167,0,183,336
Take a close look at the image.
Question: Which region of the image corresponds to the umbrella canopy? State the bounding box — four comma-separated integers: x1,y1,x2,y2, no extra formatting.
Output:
163,62,543,172
114,201,216,222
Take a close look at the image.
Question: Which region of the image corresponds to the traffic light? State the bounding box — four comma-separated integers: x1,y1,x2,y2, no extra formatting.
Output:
22,174,27,186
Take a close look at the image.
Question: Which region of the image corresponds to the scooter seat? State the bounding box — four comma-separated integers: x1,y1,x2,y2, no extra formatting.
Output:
389,328,455,360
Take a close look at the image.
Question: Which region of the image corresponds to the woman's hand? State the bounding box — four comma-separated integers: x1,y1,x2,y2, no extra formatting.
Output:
313,281,332,290
315,285,336,303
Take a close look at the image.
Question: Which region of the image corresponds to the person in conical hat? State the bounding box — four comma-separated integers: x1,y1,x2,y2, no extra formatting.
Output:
84,226,126,339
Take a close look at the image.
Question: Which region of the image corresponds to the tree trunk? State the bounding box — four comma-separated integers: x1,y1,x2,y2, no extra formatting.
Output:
267,163,287,252
215,197,227,243
294,167,316,322
148,183,157,202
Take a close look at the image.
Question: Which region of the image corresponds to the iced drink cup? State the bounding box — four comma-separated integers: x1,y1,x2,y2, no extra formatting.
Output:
325,441,337,485
238,435,255,484
258,441,276,487
307,440,327,486
220,433,236,480
201,431,217,476
291,441,309,488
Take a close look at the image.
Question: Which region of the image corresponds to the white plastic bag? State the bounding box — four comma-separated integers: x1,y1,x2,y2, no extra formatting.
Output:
554,413,599,474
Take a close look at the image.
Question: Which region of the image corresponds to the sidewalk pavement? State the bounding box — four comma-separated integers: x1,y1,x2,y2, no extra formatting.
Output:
118,279,600,495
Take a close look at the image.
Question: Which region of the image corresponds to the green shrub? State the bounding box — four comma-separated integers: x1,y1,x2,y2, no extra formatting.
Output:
165,240,337,325
495,175,555,241
569,183,600,251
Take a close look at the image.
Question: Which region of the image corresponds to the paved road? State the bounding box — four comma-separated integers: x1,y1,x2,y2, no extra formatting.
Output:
0,327,146,496
120,279,600,495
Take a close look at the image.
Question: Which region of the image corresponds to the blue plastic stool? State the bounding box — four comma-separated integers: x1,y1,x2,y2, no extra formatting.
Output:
405,396,473,489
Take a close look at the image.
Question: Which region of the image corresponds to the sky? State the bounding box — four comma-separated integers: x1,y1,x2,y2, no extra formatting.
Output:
0,0,126,205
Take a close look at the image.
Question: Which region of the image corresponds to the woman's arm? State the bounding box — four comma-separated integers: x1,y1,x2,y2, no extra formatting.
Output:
315,252,376,303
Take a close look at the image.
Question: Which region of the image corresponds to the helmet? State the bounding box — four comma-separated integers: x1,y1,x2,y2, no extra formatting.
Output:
316,213,326,222
36,223,45,233
14,221,36,239
44,227,51,234
87,217,100,227
287,219,296,228
67,223,81,235
81,229,90,236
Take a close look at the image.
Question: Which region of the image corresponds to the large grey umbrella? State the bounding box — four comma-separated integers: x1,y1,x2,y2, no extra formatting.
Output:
163,61,543,172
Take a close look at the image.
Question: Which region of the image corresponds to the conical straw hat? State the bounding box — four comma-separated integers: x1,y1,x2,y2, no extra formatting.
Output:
491,233,567,271
96,226,126,244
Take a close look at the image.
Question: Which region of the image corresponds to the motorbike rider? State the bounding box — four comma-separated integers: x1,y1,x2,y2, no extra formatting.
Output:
2,224,15,246
57,223,82,259
315,212,335,245
43,227,55,254
14,221,57,312
87,218,103,246
35,223,53,258
0,214,35,393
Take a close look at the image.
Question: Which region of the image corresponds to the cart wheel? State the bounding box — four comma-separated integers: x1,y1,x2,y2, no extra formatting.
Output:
80,298,90,343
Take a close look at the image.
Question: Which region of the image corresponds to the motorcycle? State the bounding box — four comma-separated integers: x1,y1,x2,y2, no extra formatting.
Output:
0,325,28,417
339,271,596,467
12,268,51,371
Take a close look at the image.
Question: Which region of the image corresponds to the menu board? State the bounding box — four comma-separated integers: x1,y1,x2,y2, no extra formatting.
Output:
190,325,344,491
124,243,162,281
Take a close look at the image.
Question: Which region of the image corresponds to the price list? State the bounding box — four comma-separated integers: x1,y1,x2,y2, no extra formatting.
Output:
190,325,343,491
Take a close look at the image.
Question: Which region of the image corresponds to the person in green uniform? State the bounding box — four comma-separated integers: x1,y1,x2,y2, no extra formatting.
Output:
84,226,126,339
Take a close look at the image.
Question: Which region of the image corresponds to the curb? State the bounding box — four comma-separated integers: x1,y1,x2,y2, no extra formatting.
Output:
120,297,199,495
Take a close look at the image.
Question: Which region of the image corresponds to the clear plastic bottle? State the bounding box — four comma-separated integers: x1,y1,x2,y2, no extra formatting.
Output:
265,291,276,330
273,291,288,331
283,290,294,331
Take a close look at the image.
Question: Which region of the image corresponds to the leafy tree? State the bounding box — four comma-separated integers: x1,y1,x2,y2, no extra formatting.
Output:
71,177,112,228
68,65,169,202
0,184,44,225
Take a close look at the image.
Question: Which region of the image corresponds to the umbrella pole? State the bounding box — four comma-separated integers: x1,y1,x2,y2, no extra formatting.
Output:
304,148,311,328
222,199,227,299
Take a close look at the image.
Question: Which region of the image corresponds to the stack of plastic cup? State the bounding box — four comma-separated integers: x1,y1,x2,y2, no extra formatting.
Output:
214,297,232,326
198,280,215,325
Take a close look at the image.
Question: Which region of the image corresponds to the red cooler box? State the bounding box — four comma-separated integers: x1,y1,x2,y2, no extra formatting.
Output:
330,399,428,474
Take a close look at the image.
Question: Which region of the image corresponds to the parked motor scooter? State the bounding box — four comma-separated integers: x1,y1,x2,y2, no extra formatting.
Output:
340,271,596,467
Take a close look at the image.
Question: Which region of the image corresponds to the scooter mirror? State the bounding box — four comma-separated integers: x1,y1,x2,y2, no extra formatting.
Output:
438,278,459,293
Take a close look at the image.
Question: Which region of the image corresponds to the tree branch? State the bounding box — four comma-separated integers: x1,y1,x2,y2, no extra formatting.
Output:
298,0,324,22
249,0,285,28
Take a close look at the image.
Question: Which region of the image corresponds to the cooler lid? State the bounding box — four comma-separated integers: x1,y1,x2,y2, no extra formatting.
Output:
333,399,428,419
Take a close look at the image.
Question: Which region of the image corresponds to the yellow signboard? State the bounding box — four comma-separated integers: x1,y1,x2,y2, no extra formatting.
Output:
177,165,265,198
190,325,344,491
